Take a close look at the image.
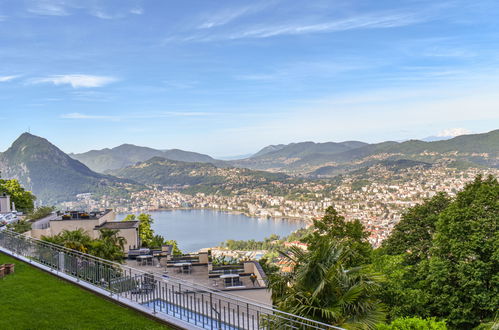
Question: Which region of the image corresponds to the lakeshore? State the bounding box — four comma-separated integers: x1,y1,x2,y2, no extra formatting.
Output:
117,209,307,253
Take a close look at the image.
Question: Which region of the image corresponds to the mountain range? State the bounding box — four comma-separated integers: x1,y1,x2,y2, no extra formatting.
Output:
231,129,499,175
0,130,497,203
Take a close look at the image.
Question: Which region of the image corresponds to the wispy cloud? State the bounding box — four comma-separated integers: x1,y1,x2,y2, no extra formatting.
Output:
226,12,425,40
32,74,118,88
198,3,269,29
61,113,116,120
169,10,428,43
27,0,70,16
61,111,218,121
26,1,143,19
0,75,20,82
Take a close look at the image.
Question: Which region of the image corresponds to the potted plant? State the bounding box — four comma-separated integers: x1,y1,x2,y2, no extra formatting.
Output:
4,264,14,275
250,273,257,286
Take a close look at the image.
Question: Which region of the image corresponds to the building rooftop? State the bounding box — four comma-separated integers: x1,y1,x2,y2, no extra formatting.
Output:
95,221,139,230
53,209,113,221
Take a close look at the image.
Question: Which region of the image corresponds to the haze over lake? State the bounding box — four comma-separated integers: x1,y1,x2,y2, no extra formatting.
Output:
118,209,306,253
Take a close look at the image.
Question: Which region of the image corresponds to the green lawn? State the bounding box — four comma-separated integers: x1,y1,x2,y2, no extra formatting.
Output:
0,252,169,330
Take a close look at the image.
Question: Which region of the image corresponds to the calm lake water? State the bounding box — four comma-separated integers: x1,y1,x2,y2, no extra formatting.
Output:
117,209,306,253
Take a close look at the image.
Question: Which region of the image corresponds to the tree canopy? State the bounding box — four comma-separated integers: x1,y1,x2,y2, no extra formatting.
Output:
0,178,36,213
376,175,499,328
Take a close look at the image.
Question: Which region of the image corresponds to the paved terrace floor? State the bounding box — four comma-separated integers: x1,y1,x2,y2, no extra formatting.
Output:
125,259,272,306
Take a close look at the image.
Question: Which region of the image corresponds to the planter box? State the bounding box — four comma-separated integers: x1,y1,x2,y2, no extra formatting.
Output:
4,264,14,275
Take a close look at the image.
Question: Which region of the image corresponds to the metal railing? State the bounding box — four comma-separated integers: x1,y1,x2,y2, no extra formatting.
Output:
0,229,341,330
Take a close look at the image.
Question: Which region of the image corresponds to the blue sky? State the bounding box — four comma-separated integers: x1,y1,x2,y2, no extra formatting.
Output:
1,0,498,157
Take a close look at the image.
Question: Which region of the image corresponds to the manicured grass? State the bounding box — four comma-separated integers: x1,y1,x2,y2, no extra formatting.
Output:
0,252,169,330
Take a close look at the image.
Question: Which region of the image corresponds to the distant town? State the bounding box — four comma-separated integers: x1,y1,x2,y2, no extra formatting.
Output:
64,162,499,247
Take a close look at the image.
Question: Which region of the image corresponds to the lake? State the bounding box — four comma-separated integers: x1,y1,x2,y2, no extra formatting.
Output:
117,209,306,252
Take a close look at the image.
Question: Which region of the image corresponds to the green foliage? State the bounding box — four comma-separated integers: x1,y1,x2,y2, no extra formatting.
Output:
6,219,32,233
164,239,182,255
91,229,126,261
124,213,155,247
25,206,55,221
124,213,181,254
269,241,386,328
425,175,498,328
42,228,126,262
377,317,447,330
377,175,499,328
304,206,373,266
258,256,280,276
370,252,431,321
0,178,36,213
382,192,451,265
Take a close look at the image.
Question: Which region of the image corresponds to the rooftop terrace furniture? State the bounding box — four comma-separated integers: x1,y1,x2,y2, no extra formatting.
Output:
127,248,150,260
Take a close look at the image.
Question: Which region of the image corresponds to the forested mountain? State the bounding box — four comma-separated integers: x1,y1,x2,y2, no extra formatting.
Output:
232,130,499,174
231,141,368,172
0,133,138,203
109,156,291,194
71,144,221,173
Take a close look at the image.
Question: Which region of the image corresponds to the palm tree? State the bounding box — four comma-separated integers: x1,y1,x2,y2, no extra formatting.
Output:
91,229,126,262
45,229,92,253
269,241,386,329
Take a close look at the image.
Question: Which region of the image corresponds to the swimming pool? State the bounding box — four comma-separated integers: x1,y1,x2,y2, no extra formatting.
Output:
142,299,238,329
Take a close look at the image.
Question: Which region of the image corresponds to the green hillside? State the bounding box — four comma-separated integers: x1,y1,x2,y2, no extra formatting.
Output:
110,156,292,194
0,133,139,203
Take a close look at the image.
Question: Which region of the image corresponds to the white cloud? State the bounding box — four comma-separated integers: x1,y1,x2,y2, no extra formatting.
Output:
436,128,472,137
0,75,20,82
27,1,70,16
32,74,118,88
198,4,265,29
130,8,144,15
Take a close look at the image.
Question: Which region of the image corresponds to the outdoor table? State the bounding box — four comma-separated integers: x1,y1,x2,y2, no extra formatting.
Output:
172,262,192,274
220,273,240,287
136,255,153,266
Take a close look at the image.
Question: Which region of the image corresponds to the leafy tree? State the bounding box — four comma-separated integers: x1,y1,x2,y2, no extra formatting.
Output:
164,239,182,255
0,178,36,213
370,252,430,321
124,213,154,247
377,175,499,328
382,193,451,265
377,317,447,330
305,206,373,266
269,241,386,328
425,175,498,328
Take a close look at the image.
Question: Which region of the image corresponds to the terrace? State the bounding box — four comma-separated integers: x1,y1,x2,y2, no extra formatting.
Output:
125,252,272,305
0,229,338,329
